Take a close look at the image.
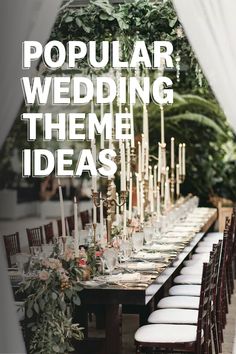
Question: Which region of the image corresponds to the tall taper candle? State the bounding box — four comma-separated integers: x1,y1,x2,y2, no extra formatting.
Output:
157,143,162,183
121,142,126,190
138,141,142,181
126,141,130,182
171,137,175,169
154,165,158,194
73,197,79,256
136,173,140,216
160,105,165,144
176,164,180,197
116,192,119,220
128,173,132,219
100,193,103,236
100,102,104,149
182,143,186,176
130,103,135,148
178,144,182,176
58,179,66,237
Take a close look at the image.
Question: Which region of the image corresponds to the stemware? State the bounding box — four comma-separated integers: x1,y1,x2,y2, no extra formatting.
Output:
143,226,153,244
132,232,144,252
120,239,132,263
103,248,118,274
15,253,31,278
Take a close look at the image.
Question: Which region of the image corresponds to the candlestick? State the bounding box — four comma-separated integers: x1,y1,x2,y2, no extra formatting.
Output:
73,197,79,257
140,181,144,224
141,134,145,174
145,142,149,180
128,173,132,219
100,103,104,149
123,201,127,237
171,137,175,169
156,185,161,219
58,179,66,237
160,105,165,144
150,174,154,213
109,101,113,150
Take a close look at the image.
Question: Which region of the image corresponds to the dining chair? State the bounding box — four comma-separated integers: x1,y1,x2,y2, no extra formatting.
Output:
44,222,55,244
3,232,21,268
26,226,44,248
135,261,213,354
66,215,75,236
80,210,90,229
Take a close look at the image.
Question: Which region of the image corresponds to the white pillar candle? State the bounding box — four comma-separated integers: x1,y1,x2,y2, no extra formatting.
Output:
171,137,175,169
100,103,104,149
136,173,140,216
160,105,165,144
178,144,182,176
58,179,66,237
130,103,135,148
120,142,126,191
73,197,79,256
182,143,186,176
128,173,132,219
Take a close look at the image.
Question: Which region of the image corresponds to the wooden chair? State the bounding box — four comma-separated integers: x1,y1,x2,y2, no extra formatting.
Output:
26,226,44,248
135,260,213,354
44,222,55,244
3,232,21,268
57,218,68,236
66,215,75,236
80,210,90,229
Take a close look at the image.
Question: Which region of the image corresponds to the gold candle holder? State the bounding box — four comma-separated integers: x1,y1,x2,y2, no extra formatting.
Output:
170,167,175,204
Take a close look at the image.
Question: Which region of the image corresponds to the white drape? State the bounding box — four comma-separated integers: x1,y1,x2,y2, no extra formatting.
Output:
0,0,62,149
0,1,61,352
173,0,236,132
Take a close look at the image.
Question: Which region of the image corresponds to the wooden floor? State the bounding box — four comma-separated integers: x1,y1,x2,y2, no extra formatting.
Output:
87,282,236,354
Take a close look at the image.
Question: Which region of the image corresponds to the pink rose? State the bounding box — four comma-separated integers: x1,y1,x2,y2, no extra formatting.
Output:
78,258,87,267
39,270,49,281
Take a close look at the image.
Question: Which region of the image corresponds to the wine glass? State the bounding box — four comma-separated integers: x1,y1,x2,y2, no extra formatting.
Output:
143,226,153,244
103,248,118,275
132,232,144,252
120,239,132,263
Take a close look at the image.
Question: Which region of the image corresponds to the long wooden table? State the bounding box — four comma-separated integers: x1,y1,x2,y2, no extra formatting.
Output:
78,208,217,354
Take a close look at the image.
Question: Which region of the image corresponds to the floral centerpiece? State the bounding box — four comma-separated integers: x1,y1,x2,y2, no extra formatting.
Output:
18,243,103,354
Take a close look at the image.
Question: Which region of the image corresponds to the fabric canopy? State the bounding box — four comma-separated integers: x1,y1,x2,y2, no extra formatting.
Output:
0,0,62,149
173,0,236,132
0,1,61,352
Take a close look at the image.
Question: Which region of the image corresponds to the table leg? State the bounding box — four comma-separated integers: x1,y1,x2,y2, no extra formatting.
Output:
105,304,122,354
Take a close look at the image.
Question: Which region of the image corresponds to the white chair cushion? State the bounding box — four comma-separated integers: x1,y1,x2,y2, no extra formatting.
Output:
180,266,203,275
192,253,210,262
154,274,170,284
148,308,198,324
157,296,200,309
184,259,205,267
169,285,201,297
195,246,212,254
204,232,223,240
135,324,200,343
174,274,202,285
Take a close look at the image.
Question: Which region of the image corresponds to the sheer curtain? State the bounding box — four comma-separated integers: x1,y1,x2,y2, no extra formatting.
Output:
173,0,236,132
0,1,61,352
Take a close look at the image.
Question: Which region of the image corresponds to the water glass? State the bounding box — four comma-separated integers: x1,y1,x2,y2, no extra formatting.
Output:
103,248,118,274
132,232,144,252
143,226,153,244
